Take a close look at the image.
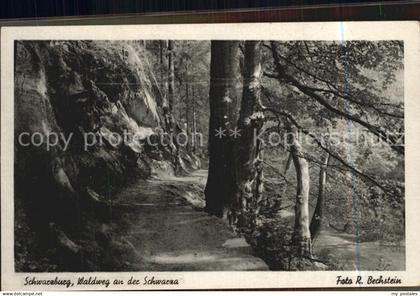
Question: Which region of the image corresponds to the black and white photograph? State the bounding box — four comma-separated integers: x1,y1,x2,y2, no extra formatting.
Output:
1,22,419,290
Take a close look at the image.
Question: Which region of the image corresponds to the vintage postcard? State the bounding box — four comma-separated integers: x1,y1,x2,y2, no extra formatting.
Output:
1,22,419,290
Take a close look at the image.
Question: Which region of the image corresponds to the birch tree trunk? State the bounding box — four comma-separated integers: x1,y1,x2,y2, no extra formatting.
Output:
288,124,312,257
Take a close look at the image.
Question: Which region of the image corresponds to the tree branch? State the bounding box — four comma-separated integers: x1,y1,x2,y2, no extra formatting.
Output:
264,41,404,118
268,41,404,155
262,105,401,195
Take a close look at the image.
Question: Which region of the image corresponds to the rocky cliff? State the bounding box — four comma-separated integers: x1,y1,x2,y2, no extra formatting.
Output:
14,40,199,271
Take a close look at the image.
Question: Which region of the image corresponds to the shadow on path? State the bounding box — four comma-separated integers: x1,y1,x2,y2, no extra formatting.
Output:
112,170,269,271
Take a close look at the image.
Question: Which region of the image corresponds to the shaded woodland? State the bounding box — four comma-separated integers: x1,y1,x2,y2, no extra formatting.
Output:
14,39,404,271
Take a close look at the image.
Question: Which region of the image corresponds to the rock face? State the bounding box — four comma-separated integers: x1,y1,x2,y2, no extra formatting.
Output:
14,41,198,270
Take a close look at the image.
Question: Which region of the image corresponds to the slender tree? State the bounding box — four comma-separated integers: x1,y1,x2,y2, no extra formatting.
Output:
287,122,312,257
191,86,197,154
309,153,330,242
167,40,175,113
159,40,168,97
185,65,190,151
160,40,174,134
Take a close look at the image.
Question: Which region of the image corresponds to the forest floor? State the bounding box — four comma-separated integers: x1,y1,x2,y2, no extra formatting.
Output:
108,169,269,271
275,205,405,271
314,227,405,270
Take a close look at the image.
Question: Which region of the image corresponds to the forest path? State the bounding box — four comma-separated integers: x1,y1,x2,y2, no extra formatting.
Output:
112,169,269,271
313,227,405,270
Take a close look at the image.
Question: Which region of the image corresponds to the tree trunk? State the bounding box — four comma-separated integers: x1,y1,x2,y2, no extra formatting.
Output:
284,152,292,174
185,74,190,151
205,41,239,218
160,40,173,134
288,124,312,257
159,41,168,99
167,40,175,113
192,86,197,154
309,153,330,243
163,40,178,164
233,41,265,228
159,40,164,65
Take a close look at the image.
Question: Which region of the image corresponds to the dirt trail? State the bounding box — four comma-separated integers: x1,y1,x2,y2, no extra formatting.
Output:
108,169,404,271
111,169,268,271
